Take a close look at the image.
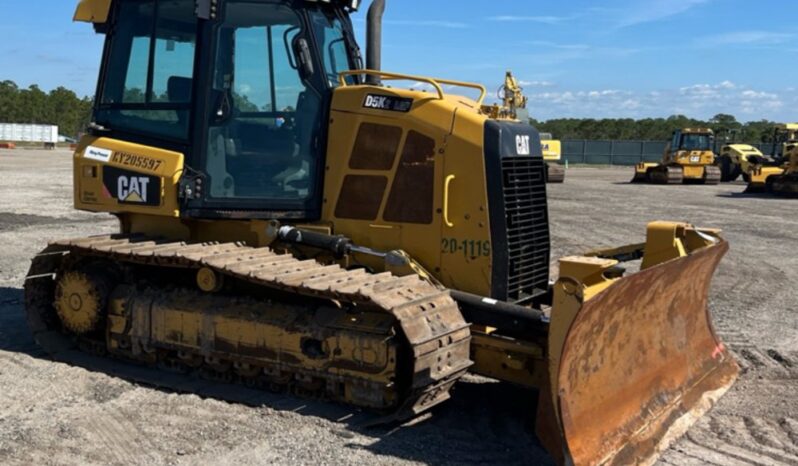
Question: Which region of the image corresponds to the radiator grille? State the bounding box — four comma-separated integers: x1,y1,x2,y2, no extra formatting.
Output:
500,157,550,302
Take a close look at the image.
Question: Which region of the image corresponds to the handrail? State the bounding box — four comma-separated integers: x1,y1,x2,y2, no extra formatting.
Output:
338,70,487,106
443,174,456,228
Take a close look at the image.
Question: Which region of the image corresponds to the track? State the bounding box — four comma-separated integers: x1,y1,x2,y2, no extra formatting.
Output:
703,165,722,185
546,163,566,183
648,165,684,184
24,235,473,421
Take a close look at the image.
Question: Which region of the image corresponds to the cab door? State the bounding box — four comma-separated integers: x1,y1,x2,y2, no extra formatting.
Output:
198,1,325,214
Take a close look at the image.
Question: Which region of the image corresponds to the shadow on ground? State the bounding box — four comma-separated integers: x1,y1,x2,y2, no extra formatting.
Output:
715,192,783,199
0,286,554,465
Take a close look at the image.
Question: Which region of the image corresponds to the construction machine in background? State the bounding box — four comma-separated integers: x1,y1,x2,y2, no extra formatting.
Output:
749,144,798,196
771,123,798,159
729,124,797,192
485,71,565,183
633,128,721,184
539,132,566,183
716,143,780,183
27,1,738,465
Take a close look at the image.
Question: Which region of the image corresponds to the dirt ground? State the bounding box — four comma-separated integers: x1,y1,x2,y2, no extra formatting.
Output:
0,149,796,465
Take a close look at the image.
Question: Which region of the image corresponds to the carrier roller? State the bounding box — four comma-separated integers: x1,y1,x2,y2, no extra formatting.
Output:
25,235,473,419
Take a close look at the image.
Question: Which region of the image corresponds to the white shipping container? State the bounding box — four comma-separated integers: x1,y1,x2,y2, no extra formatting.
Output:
0,123,59,143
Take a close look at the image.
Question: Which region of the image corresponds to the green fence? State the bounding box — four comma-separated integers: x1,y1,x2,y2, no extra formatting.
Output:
562,140,779,165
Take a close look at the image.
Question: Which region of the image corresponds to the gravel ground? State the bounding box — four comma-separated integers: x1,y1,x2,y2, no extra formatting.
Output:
0,149,796,465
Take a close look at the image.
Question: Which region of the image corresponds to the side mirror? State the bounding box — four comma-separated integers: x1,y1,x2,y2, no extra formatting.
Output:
294,38,315,79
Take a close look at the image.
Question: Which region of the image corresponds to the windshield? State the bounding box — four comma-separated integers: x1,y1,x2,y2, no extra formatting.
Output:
309,11,356,87
680,134,712,151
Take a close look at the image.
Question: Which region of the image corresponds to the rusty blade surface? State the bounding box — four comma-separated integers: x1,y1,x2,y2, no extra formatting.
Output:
557,240,738,466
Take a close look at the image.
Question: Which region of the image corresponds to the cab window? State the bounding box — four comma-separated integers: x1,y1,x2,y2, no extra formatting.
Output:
309,13,354,87
97,0,197,140
204,2,322,202
680,134,711,151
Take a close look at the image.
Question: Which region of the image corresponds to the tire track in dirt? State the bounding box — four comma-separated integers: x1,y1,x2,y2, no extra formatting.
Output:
76,402,161,465
663,337,798,466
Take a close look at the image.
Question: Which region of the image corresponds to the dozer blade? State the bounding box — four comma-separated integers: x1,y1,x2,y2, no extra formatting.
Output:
541,232,738,466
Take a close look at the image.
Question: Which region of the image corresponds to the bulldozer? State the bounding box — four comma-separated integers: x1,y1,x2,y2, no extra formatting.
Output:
737,124,797,192
26,1,738,465
771,123,798,158
749,143,798,196
484,70,565,183
633,128,721,184
539,132,566,183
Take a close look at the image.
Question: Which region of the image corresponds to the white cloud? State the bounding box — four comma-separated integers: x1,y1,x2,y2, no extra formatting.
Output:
702,31,793,47
620,99,642,110
679,81,738,99
527,40,591,51
518,80,556,88
487,16,568,25
518,81,785,120
614,0,712,28
384,19,468,29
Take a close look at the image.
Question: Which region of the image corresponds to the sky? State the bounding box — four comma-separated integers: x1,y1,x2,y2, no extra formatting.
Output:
0,0,795,122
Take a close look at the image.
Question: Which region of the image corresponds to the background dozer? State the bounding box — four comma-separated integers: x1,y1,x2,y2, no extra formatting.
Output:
27,1,738,465
745,123,798,192
750,144,798,196
539,132,566,183
484,70,565,183
633,128,721,184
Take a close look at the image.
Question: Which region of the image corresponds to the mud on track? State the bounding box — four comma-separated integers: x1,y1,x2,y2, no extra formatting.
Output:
0,151,796,465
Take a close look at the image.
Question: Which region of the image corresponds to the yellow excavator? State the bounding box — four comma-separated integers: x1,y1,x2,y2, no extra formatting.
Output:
485,71,565,183
633,128,721,184
746,124,798,192
26,1,738,465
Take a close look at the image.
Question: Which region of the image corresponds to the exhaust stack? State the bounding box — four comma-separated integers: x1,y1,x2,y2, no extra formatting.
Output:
366,0,385,84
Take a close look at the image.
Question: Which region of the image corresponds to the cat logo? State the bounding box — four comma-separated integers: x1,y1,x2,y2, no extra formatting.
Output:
102,166,161,207
516,135,531,155
118,176,150,203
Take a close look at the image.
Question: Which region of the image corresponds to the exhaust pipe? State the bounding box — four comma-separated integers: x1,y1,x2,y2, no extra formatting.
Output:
366,0,385,84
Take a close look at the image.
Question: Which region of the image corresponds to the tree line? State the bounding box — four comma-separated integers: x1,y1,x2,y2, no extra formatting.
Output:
0,81,93,138
531,114,782,143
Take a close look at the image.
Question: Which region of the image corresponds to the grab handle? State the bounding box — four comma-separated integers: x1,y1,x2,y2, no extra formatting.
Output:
444,175,456,228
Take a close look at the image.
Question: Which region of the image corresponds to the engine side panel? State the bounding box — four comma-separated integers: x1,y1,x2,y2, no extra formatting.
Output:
322,86,495,297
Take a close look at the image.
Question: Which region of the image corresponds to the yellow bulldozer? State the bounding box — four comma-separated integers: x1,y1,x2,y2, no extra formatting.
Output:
748,143,798,195
539,132,566,183
633,128,721,184
745,123,798,192
26,1,738,465
485,71,565,183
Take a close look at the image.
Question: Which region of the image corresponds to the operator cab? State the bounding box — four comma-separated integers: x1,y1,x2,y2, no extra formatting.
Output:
92,0,361,218
671,130,713,152
772,125,798,159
